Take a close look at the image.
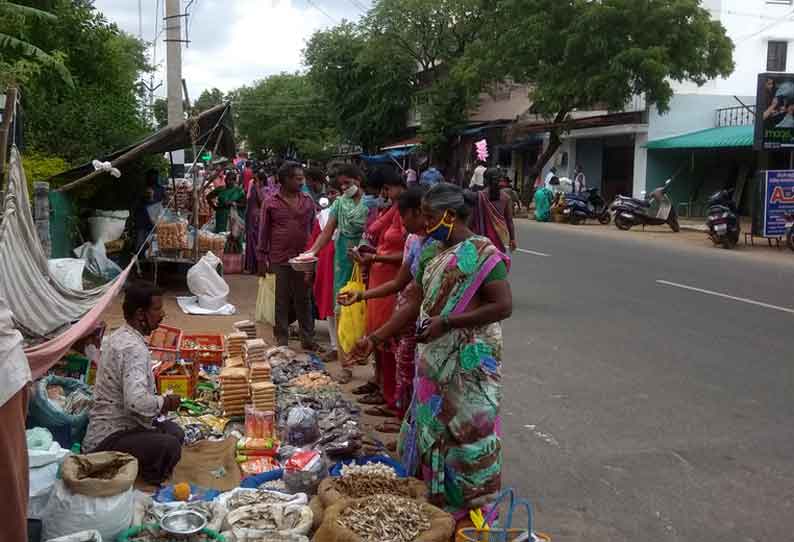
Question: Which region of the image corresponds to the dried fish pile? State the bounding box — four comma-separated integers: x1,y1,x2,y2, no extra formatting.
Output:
340,462,396,478
330,474,411,499
231,505,279,530
227,489,300,510
338,495,430,542
289,372,335,389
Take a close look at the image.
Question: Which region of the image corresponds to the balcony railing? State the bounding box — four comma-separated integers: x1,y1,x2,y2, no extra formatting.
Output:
716,105,756,127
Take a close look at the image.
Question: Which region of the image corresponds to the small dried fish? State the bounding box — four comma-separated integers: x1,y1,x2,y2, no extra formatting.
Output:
338,494,430,542
331,473,411,499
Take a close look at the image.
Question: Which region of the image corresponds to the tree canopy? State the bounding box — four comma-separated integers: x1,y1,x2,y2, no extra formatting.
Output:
462,0,735,184
233,73,338,161
14,0,151,165
304,21,414,153
193,87,226,114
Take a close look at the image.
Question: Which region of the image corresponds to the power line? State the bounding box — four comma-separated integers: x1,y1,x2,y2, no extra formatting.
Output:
305,0,338,25
734,8,794,44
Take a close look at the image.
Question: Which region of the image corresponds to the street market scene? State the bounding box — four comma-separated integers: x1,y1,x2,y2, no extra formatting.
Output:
2,1,794,542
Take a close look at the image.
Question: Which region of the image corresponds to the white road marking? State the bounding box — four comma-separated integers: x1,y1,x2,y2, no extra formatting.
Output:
656,280,794,315
516,248,551,257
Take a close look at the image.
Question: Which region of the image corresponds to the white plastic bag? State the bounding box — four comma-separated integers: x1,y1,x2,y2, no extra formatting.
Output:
42,480,133,542
45,530,102,542
186,252,230,310
48,259,86,291
88,216,127,244
74,242,122,281
29,441,69,468
29,462,60,520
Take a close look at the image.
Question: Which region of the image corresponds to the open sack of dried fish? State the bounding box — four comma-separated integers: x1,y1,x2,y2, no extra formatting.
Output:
216,487,308,511
225,503,313,540
317,474,428,509
314,495,455,542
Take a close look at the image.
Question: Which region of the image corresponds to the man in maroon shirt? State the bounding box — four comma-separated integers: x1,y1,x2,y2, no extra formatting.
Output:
258,162,317,348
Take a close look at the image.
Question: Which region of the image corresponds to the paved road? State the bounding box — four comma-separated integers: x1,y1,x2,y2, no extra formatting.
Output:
501,221,794,541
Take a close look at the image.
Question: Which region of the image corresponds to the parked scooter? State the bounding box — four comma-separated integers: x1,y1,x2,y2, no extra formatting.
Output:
705,188,740,249
562,187,611,225
610,179,680,232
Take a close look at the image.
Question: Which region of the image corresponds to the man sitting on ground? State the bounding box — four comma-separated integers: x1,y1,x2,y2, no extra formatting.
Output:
83,282,183,486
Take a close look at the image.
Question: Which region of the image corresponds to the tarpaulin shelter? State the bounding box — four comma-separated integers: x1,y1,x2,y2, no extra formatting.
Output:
1,147,133,377
49,102,235,191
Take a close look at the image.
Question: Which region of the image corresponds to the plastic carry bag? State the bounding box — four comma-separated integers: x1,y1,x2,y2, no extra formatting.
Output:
42,481,134,542
45,530,103,542
73,242,122,282
229,206,244,239
27,376,93,448
186,252,230,311
337,264,367,354
48,259,86,291
256,274,276,326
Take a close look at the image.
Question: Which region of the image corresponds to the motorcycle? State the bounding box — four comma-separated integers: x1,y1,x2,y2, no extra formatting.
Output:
610,179,680,232
562,187,611,225
705,188,740,249
786,212,794,252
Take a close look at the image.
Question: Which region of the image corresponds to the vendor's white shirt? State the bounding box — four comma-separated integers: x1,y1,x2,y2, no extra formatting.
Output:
470,165,487,188
0,295,31,408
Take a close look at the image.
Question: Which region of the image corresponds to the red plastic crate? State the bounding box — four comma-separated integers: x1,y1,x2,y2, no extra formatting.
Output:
181,333,225,365
148,325,183,363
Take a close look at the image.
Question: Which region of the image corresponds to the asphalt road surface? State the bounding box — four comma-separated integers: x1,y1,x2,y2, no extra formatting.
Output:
501,221,794,542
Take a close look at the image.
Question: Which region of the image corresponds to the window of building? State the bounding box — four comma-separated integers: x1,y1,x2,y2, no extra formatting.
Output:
767,41,788,72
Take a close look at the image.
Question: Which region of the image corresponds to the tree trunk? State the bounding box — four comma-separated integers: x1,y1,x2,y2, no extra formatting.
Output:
522,110,570,197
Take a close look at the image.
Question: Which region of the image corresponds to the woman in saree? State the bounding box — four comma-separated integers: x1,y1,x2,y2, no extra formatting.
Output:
350,182,512,518
339,185,433,436
303,164,369,383
244,168,270,273
470,167,516,255
207,168,246,233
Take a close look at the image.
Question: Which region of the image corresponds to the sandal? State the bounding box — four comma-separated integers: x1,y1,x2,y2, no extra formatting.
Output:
302,342,327,354
358,393,386,405
363,406,396,418
335,368,353,385
375,421,402,434
352,382,379,395
322,349,339,363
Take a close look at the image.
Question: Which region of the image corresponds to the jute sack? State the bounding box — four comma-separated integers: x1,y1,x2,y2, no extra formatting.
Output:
314,497,454,542
308,495,325,530
62,452,138,497
317,476,428,509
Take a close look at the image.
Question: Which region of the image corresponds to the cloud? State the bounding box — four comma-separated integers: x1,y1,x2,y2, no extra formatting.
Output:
92,0,370,97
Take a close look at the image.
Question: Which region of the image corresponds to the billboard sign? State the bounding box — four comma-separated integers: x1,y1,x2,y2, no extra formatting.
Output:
755,73,794,150
762,170,794,238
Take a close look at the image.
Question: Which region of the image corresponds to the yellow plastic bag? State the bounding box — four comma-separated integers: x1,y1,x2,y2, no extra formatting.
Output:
338,264,367,354
255,274,276,326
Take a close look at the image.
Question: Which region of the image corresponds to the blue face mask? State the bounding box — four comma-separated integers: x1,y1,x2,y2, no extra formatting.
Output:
426,211,454,241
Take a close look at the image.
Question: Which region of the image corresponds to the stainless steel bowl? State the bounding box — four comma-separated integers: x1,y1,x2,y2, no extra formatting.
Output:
288,256,318,272
160,509,208,536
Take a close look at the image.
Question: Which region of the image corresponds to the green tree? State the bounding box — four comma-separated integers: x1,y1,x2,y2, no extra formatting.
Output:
0,0,71,86
233,73,338,160
18,0,151,164
152,97,168,129
464,0,735,190
364,0,493,157
193,87,226,114
304,21,414,152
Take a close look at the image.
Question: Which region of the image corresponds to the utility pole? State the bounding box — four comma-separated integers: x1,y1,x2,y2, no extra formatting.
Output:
0,87,18,189
165,0,185,175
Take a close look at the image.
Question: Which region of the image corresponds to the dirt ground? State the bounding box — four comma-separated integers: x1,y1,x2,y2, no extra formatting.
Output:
100,271,398,452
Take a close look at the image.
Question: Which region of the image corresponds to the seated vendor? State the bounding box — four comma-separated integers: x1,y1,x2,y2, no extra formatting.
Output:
83,282,183,486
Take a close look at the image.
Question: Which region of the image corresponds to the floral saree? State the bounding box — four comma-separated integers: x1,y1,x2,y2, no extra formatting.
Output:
399,235,507,516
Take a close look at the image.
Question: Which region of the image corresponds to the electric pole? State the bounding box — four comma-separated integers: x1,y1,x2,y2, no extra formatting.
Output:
165,0,185,174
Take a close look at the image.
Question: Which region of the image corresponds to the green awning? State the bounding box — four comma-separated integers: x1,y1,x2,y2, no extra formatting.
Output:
646,125,753,150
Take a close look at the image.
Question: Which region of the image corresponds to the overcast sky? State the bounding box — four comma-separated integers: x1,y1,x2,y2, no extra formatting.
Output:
92,0,370,99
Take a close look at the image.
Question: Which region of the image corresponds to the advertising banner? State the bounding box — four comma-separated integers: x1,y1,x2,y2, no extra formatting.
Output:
755,73,794,150
762,170,794,237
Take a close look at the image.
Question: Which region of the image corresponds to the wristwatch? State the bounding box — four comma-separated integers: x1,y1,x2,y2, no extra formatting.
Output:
441,315,452,332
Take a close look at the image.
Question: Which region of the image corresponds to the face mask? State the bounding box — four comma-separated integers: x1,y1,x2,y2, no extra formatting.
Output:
426,210,455,242
343,185,358,198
